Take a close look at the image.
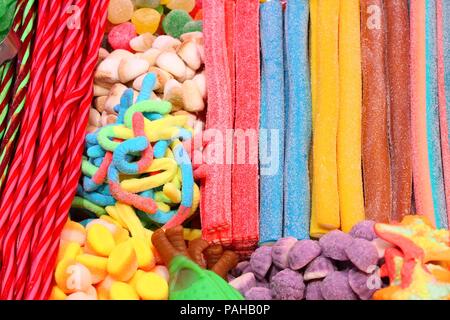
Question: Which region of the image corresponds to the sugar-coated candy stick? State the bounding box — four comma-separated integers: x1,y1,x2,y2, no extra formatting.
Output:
202,0,233,243
438,0,450,225
410,0,435,224
337,0,365,232
231,0,260,250
283,0,311,239
312,0,340,229
309,0,329,238
259,0,284,244
385,0,413,222
361,0,391,223
425,0,448,228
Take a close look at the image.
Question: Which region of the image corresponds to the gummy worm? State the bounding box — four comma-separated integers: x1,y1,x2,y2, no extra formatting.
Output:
71,196,106,217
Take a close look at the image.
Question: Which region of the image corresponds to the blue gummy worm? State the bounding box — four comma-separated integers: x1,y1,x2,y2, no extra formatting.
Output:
86,132,99,145
154,140,169,158
137,73,157,103
283,0,311,239
173,143,194,208
112,136,149,174
426,0,448,228
117,89,134,125
93,157,104,167
83,176,101,192
144,113,163,121
87,145,106,159
77,185,116,207
259,1,285,244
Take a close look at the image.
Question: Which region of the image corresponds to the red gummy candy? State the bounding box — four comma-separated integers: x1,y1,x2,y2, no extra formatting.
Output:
108,22,137,51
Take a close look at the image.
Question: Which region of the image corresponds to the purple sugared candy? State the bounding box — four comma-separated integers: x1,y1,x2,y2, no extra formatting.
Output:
349,220,377,241
288,240,322,270
320,271,357,300
229,272,256,295
304,256,336,281
231,261,251,277
319,230,353,261
348,268,378,300
108,22,137,51
255,279,270,289
267,265,283,282
305,281,324,300
270,269,305,300
344,238,379,273
250,246,273,280
245,287,273,300
271,237,297,269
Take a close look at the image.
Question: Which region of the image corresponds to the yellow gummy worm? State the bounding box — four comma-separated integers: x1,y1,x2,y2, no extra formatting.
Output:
156,202,171,212
312,0,340,231
309,0,330,238
143,115,188,142
337,0,365,233
191,183,200,215
183,228,202,241
120,158,178,193
105,205,127,228
115,202,146,240
163,182,182,203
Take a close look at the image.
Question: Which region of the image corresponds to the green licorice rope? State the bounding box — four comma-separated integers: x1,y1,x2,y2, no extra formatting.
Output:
0,0,36,189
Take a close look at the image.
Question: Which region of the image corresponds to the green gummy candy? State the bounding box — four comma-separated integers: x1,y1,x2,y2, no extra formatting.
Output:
0,0,16,39
162,9,192,39
155,4,165,15
182,20,202,34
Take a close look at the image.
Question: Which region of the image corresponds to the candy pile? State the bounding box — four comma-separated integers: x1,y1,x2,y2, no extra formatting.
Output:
51,207,170,300
229,221,385,300
89,31,205,134
77,72,201,229
107,0,202,44
374,216,450,300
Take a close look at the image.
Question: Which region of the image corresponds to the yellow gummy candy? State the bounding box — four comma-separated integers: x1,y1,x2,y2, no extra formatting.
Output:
50,286,67,300
110,282,140,300
96,275,115,300
107,240,138,282
131,237,156,271
86,224,116,257
57,241,81,263
60,220,86,246
132,8,161,35
167,0,196,12
337,0,365,232
128,269,146,290
312,0,341,231
76,254,108,284
114,227,131,244
136,272,169,300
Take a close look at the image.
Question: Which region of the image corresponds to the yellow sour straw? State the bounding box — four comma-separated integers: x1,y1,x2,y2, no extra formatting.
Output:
312,0,340,231
337,0,365,232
